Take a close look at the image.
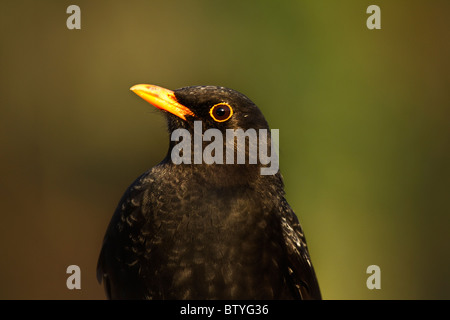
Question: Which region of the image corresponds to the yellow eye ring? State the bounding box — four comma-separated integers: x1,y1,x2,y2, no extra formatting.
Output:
209,103,233,122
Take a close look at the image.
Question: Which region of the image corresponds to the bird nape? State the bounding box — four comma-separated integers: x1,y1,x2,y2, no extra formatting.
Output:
97,84,321,300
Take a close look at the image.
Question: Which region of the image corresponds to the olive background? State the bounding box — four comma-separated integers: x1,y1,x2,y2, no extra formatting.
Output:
0,1,449,299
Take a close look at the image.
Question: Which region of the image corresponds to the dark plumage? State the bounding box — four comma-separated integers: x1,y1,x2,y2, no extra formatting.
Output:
97,85,321,299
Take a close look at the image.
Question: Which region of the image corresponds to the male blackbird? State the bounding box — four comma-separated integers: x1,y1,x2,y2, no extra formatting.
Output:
97,84,321,299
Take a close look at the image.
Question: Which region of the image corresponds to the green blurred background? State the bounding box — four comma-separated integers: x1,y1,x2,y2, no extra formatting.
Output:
0,0,449,299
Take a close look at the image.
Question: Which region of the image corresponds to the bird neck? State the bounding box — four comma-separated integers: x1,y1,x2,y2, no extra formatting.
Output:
159,152,284,195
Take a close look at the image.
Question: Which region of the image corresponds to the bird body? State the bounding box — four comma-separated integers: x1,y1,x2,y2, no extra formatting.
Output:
97,85,321,299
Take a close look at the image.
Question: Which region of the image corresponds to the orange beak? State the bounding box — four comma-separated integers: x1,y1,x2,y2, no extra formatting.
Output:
130,84,194,121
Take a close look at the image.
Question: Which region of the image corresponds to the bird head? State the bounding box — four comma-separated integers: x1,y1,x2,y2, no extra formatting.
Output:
130,84,269,133
130,84,279,180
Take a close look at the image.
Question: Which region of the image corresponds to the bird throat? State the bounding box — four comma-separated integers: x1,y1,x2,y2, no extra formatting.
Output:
167,120,279,176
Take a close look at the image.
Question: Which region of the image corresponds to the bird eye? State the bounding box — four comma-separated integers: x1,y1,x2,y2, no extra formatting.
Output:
209,103,233,122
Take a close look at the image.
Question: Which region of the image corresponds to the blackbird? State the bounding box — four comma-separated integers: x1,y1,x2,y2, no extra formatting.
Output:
97,84,321,299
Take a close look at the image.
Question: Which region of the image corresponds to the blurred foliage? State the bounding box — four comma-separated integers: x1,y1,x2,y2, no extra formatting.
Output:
0,0,449,299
